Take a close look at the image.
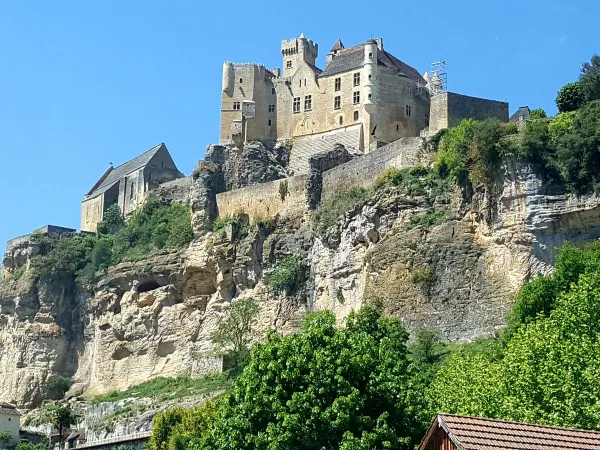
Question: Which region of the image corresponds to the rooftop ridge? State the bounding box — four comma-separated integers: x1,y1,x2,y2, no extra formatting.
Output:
111,143,164,170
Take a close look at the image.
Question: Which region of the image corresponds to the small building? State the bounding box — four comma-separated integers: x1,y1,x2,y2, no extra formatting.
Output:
0,403,20,448
81,143,184,232
509,105,531,126
419,414,600,450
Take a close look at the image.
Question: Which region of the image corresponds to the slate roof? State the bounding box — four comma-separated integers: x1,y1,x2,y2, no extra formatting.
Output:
319,41,424,83
330,38,344,52
85,143,166,198
419,414,600,450
510,106,531,122
0,402,20,415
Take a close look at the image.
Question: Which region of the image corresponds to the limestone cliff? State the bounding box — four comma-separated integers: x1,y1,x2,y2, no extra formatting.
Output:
3,158,600,409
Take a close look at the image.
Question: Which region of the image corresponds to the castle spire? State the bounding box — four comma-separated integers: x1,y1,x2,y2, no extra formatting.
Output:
299,32,306,39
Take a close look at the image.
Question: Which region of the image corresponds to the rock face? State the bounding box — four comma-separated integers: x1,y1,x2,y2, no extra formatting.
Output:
3,159,600,408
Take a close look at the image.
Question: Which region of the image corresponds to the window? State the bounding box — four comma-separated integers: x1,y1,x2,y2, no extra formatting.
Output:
233,101,241,110
239,78,243,83
304,78,307,87
286,60,292,68
369,52,373,58
299,80,302,87
272,88,276,94
353,111,359,121
339,116,343,125
405,104,411,117
353,91,360,105
335,77,341,91
396,124,399,131
268,119,272,126
293,97,300,113
268,104,275,112
368,93,372,99
425,113,430,126
304,95,312,111
368,74,372,80
130,182,135,199
407,86,412,95
353,72,360,86
334,96,341,110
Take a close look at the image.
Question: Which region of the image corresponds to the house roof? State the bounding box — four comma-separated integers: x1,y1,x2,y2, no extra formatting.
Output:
509,106,531,122
420,414,600,450
330,38,344,52
319,41,424,83
85,143,167,198
0,402,20,416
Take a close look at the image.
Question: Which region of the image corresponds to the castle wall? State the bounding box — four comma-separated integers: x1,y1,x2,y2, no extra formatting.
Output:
216,175,307,221
429,92,509,134
119,168,146,218
321,137,423,200
81,195,104,232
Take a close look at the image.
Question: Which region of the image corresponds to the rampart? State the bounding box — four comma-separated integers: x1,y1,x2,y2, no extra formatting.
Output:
216,175,307,221
429,92,509,135
321,137,423,200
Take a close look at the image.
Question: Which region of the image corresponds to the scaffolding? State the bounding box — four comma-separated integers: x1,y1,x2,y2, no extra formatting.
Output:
429,61,447,97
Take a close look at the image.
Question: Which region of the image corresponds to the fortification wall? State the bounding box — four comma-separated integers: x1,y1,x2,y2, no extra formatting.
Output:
321,137,423,200
216,174,307,221
429,92,509,134
154,176,193,205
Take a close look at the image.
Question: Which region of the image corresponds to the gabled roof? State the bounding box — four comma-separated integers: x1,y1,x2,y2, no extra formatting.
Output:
509,106,531,122
85,143,169,199
319,40,424,83
419,414,600,450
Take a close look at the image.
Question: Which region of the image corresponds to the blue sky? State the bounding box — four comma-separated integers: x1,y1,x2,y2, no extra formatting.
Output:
0,0,597,248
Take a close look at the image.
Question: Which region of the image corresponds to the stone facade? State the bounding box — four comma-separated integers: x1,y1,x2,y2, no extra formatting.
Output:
220,35,430,159
81,144,184,232
428,92,509,135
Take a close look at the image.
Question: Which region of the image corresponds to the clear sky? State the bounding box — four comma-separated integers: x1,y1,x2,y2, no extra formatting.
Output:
0,0,598,248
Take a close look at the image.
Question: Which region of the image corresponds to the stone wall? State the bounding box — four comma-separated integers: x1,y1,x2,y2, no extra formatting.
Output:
216,174,307,221
154,177,193,205
429,92,509,134
321,137,423,200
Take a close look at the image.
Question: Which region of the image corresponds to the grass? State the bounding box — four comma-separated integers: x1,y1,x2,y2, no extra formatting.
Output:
407,209,448,230
91,374,231,404
314,187,373,236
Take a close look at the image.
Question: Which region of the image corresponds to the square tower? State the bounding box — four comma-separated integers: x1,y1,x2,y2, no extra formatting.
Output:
281,33,318,77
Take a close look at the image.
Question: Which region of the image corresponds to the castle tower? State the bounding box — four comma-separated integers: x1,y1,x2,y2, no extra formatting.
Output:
222,62,234,96
362,39,378,113
281,33,318,77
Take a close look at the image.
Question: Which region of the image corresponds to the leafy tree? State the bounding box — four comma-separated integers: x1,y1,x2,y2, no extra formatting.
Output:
555,82,585,112
96,203,124,235
0,431,12,450
148,403,217,450
579,54,600,102
211,298,260,358
434,119,477,184
16,440,48,450
204,307,428,449
409,329,443,366
44,375,72,400
47,405,78,445
31,234,96,282
529,108,547,119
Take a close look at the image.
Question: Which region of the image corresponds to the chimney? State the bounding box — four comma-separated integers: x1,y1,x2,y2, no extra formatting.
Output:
375,38,383,50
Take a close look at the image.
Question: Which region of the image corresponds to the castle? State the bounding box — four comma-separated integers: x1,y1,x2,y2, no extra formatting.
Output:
220,34,509,173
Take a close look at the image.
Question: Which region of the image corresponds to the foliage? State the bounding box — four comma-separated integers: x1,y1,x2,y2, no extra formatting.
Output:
267,255,303,294
529,108,547,119
92,374,230,404
96,203,124,235
44,375,72,400
411,267,436,286
211,298,260,356
10,266,25,281
555,82,585,112
203,307,428,449
46,404,78,443
407,209,447,230
212,216,237,239
30,234,97,283
148,403,217,450
409,329,444,366
16,441,47,450
428,268,600,430
313,187,372,236
0,431,12,449
547,111,575,142
375,166,452,197
579,54,600,102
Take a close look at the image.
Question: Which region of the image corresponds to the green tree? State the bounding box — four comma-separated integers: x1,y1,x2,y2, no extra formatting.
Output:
96,203,124,235
204,307,428,449
47,405,78,445
409,329,443,366
267,256,303,294
16,440,48,450
555,82,585,112
0,431,12,450
148,403,217,450
529,108,547,119
44,375,72,400
579,54,600,102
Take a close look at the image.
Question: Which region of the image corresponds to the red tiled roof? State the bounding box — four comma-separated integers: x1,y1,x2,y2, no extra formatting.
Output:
420,414,600,450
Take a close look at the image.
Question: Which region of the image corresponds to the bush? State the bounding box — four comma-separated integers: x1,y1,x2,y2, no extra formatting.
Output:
149,403,218,450
411,266,436,285
16,441,47,450
556,82,585,112
408,209,447,229
30,234,96,283
529,108,547,119
313,187,372,235
44,375,71,400
268,256,303,294
97,203,124,235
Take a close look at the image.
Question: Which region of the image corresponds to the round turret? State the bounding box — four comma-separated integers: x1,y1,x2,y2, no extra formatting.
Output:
222,62,234,95
363,40,378,113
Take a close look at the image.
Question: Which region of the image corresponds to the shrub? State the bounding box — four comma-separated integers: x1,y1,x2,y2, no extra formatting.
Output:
411,266,436,285
408,209,447,229
30,234,96,282
97,203,124,235
211,298,260,355
10,266,25,282
149,403,218,450
556,82,585,112
313,187,372,235
374,167,403,190
268,256,303,294
434,118,477,184
44,375,71,400
529,108,547,119
0,431,12,449
16,441,48,450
